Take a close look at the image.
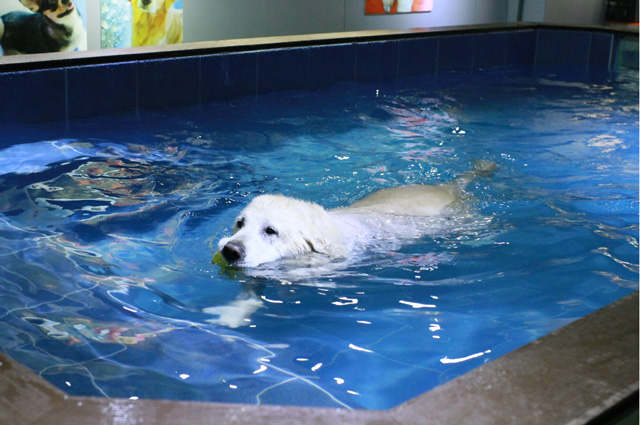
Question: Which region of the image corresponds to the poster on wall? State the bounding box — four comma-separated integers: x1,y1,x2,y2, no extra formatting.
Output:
101,0,183,48
0,0,87,56
365,0,433,14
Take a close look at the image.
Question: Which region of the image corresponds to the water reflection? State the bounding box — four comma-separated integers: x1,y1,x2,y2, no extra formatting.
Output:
0,70,637,409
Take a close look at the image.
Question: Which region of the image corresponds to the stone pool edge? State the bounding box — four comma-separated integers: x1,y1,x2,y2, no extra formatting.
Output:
1,291,636,425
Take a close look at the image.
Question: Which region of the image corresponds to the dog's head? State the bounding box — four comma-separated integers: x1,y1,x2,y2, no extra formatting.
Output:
19,0,76,20
136,0,164,13
216,195,336,268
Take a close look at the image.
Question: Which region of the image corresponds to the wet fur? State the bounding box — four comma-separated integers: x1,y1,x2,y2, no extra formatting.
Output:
217,160,497,268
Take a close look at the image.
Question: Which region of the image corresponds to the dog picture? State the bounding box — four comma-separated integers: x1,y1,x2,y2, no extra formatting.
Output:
130,0,182,46
0,0,86,55
366,0,434,14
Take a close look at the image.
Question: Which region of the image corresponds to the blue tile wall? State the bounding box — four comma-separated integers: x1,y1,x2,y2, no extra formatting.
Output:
201,52,257,102
257,47,310,93
438,34,475,73
507,30,536,68
355,41,398,82
0,28,630,127
68,62,137,119
309,44,356,89
589,32,614,69
138,56,199,110
535,29,592,75
397,37,437,77
0,68,65,127
474,32,508,70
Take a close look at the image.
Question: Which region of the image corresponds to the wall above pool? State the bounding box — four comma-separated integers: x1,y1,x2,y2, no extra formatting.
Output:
0,24,637,137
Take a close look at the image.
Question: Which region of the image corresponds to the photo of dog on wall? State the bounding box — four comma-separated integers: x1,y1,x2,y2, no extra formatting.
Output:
101,0,183,48
0,0,87,55
365,0,433,14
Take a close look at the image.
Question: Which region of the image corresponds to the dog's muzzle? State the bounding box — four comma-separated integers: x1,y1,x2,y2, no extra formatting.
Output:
221,240,245,263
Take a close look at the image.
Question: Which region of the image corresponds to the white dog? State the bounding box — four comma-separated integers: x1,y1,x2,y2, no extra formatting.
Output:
207,160,496,327
216,160,497,268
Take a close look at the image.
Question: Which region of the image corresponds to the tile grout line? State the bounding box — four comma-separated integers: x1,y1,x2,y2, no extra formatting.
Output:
64,68,69,132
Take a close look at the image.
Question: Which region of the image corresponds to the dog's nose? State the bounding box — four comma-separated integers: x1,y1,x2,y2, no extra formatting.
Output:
221,241,245,263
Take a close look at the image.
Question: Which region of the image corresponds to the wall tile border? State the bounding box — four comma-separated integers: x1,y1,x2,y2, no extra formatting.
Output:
0,24,635,126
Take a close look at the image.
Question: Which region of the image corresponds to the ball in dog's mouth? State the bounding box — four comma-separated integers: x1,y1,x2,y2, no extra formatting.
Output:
212,252,229,266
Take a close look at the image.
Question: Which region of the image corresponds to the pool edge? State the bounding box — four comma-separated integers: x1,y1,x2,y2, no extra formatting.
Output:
1,292,637,425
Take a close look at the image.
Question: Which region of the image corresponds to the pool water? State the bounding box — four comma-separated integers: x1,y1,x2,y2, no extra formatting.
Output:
0,67,637,410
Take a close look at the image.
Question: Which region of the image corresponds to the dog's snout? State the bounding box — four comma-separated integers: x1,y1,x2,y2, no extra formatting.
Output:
221,241,245,263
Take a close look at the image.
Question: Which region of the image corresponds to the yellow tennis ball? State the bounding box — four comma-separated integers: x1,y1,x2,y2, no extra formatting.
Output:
212,251,227,266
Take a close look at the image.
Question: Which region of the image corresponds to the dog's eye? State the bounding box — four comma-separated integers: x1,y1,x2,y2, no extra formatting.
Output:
236,218,245,229
264,226,278,236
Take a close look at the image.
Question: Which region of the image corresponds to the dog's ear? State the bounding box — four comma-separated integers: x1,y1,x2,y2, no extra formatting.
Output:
304,238,323,255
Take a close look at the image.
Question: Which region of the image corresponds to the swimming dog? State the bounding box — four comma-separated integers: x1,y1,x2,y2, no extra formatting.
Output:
0,0,86,55
216,160,498,268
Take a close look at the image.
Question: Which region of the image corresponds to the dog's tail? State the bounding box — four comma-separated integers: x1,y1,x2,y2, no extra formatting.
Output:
454,159,498,190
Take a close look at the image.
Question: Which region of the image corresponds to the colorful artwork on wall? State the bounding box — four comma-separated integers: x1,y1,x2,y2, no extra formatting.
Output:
0,0,87,56
365,0,433,14
101,0,183,48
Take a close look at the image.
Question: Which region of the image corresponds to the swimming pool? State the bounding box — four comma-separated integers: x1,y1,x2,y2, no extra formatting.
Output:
0,25,638,415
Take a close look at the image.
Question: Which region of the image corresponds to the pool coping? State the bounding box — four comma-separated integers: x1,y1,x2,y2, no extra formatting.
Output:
1,291,636,425
0,21,637,72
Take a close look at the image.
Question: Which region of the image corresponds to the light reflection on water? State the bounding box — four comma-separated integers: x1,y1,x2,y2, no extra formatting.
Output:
0,69,637,409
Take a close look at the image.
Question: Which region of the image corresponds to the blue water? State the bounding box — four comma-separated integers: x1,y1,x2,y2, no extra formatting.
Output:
0,68,637,410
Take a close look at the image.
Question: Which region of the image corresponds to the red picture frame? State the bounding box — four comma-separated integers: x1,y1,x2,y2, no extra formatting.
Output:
365,0,434,14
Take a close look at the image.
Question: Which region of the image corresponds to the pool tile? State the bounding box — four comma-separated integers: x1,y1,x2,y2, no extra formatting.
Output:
588,32,614,81
201,52,257,102
68,62,137,119
308,44,356,89
507,30,536,68
474,32,508,70
535,29,591,73
397,37,437,77
355,41,398,82
0,68,65,127
257,47,310,93
138,57,199,110
438,34,474,74
589,32,614,69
